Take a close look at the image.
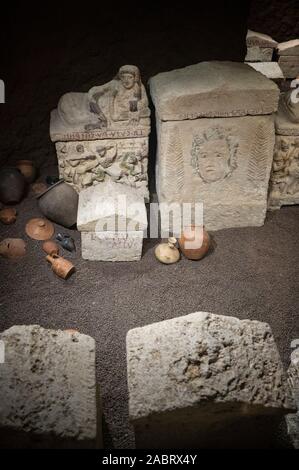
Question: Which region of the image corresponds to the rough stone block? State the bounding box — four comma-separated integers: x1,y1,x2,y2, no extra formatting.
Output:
77,181,148,233
286,349,299,449
127,312,295,448
278,56,299,79
278,39,299,56
245,46,273,62
0,325,101,448
81,231,144,261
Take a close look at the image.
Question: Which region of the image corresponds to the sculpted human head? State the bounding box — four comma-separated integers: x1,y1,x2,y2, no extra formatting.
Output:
191,128,238,183
118,65,140,90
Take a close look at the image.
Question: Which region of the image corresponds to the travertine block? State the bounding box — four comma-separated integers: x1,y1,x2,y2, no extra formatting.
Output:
81,231,144,261
127,312,295,448
0,325,101,448
150,62,279,231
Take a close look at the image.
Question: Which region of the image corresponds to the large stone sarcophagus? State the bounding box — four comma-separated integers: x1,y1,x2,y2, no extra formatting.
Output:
149,61,280,231
50,65,150,200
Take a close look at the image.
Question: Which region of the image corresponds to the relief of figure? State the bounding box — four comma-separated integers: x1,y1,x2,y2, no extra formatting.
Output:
191,127,238,183
57,65,150,131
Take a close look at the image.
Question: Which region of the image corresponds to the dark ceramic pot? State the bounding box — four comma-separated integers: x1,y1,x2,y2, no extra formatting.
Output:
0,167,26,204
37,179,78,228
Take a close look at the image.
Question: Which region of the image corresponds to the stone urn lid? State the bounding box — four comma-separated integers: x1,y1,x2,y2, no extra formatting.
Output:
149,61,280,121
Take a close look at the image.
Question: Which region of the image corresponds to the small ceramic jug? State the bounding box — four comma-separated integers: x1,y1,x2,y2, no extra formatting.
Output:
155,237,180,264
46,254,75,280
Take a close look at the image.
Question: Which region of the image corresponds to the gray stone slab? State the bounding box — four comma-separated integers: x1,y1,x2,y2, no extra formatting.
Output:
0,325,101,448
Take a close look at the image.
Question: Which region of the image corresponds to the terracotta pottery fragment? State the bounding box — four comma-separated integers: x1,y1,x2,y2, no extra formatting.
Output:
42,240,59,256
0,208,17,225
0,238,26,259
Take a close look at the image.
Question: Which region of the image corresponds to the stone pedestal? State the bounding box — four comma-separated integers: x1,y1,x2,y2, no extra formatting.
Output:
127,312,296,449
77,181,147,261
149,61,279,231
268,92,299,209
50,65,150,200
245,30,277,63
0,325,101,448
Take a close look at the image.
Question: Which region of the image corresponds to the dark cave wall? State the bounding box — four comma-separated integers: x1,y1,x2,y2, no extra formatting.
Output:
248,0,299,42
0,1,298,172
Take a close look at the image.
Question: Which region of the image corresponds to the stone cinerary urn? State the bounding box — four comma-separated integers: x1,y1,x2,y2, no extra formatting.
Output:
50,65,150,201
149,61,280,231
127,312,296,448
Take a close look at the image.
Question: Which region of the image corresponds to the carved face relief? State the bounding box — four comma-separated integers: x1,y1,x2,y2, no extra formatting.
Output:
120,72,135,90
191,130,238,183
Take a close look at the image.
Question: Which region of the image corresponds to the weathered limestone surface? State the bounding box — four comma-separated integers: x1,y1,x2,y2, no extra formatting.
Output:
247,62,284,81
286,349,299,449
150,62,279,231
149,62,279,121
268,91,299,209
77,180,147,232
50,65,150,199
127,312,296,448
245,47,273,63
246,30,278,49
0,325,101,448
278,56,299,79
278,39,299,56
81,231,144,261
